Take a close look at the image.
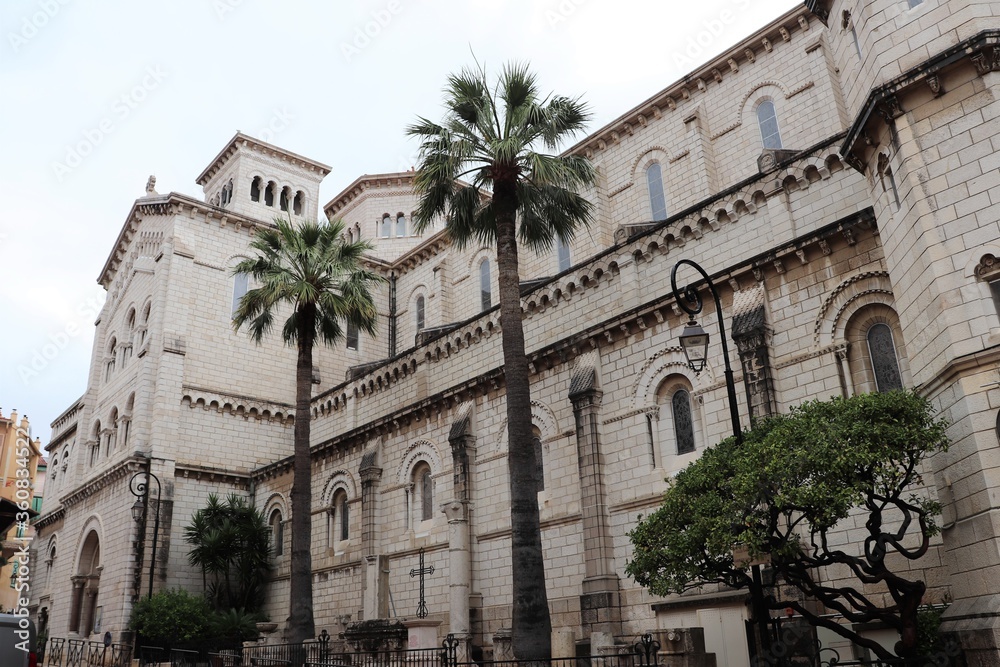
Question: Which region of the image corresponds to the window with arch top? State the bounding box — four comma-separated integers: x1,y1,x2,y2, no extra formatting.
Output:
866,323,903,392
756,100,782,150
412,462,434,522
232,272,249,318
557,236,571,273
415,295,425,332
381,215,392,238
331,489,349,543
269,508,284,556
479,259,492,311
646,162,667,222
396,213,407,237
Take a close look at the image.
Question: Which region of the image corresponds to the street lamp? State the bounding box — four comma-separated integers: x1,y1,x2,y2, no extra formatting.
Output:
129,469,161,599
669,258,772,657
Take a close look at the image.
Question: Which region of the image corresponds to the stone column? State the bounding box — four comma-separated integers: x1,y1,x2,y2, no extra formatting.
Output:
68,576,85,634
359,441,384,620
446,402,475,660
568,353,621,641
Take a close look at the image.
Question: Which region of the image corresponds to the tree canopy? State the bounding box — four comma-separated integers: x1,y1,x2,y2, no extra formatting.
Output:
627,390,949,660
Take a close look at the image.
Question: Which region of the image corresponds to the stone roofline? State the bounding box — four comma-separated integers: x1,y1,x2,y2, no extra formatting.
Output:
323,171,417,217
195,131,331,187
97,191,275,288
563,5,815,159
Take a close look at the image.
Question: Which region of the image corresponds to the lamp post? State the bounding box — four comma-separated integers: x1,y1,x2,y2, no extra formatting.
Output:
669,258,773,659
129,469,161,599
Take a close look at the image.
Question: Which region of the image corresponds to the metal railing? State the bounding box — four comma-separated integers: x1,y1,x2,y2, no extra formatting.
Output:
41,631,664,667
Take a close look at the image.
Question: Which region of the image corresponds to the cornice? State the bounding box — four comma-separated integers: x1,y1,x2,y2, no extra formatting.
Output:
842,31,1000,172
175,463,252,488
323,172,417,217
32,506,65,530
195,131,331,186
60,457,145,510
565,5,815,160
98,192,275,288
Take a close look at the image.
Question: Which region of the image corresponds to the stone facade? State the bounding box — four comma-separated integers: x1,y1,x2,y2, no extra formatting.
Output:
30,1,1000,664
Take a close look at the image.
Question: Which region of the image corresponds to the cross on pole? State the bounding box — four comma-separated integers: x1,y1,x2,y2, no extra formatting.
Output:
409,547,435,618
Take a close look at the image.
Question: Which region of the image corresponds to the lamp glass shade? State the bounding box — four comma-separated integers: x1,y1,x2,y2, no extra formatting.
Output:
680,320,710,372
131,499,144,522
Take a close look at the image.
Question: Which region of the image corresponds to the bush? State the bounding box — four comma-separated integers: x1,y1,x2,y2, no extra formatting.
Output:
130,589,211,649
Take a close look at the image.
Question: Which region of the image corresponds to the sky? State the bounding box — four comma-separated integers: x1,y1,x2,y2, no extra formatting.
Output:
0,0,800,443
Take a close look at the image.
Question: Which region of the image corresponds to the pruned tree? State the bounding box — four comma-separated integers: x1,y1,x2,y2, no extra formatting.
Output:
627,390,949,662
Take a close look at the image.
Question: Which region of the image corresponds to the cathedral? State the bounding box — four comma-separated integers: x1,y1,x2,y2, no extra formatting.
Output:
30,0,1000,664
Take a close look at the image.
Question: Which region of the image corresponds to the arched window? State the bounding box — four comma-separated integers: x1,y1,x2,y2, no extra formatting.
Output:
866,323,903,392
331,490,349,542
756,100,782,150
996,411,1000,444
280,186,291,212
269,509,284,556
232,272,249,318
532,426,544,492
89,421,101,466
381,215,392,238
413,462,434,523
479,260,492,311
671,389,696,455
250,176,262,202
121,394,134,451
105,337,117,381
221,179,233,207
346,321,359,351
293,190,304,216
557,236,571,272
646,162,667,221
140,301,151,348
265,181,276,207
123,309,136,365
396,213,407,237
107,408,119,456
415,296,425,332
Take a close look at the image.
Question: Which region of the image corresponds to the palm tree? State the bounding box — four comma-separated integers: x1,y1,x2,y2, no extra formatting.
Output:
407,62,595,660
233,218,383,643
185,493,272,613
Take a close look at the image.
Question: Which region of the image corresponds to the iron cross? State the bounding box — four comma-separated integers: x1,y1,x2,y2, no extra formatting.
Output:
409,547,435,618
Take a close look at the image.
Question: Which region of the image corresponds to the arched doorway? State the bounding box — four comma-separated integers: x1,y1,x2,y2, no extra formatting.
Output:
69,531,101,636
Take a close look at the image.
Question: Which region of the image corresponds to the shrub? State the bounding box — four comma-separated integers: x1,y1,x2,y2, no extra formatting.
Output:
130,589,211,649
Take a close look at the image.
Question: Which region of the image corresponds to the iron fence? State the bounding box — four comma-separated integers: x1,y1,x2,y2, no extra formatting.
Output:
39,632,663,667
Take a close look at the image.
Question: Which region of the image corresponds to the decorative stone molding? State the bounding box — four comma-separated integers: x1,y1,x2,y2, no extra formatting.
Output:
181,386,294,425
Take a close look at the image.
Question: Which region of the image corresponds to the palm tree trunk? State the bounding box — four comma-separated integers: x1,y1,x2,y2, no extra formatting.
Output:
495,190,552,661
287,310,316,643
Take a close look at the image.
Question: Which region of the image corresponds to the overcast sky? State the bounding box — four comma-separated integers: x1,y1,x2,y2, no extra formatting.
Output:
0,0,799,443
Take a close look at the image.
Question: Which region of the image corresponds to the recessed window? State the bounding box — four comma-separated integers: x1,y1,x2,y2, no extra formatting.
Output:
232,272,249,318
906,0,922,8
381,215,392,238
671,389,696,455
331,490,349,543
646,162,667,222
412,462,434,523
866,323,903,392
532,428,544,492
269,509,284,556
480,260,492,311
396,214,407,237
265,181,276,207
557,236,571,272
293,190,304,216
989,279,1000,317
415,296,425,332
280,186,291,213
346,321,359,350
756,100,782,150
250,176,262,202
